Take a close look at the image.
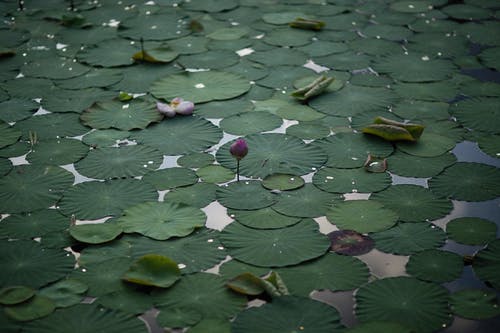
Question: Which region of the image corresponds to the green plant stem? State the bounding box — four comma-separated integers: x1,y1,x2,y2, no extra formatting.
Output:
237,159,240,182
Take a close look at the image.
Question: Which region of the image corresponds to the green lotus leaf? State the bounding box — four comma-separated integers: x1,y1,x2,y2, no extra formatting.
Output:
442,3,492,20
450,289,500,320
326,200,398,233
407,32,469,59
216,180,277,210
396,132,456,157
361,24,413,41
344,321,413,333
392,100,451,121
80,98,162,131
26,138,89,165
371,222,446,255
81,129,130,148
276,103,327,122
373,53,456,82
311,132,394,168
355,277,451,333
156,307,202,329
227,208,301,230
154,273,246,320
219,111,282,136
69,222,122,244
117,201,205,240
276,252,370,297
406,249,464,283
316,51,371,71
130,116,222,155
472,239,500,290
451,97,500,134
0,121,21,149
387,151,457,178
22,57,90,79
39,279,88,308
77,39,136,67
286,123,330,140
232,296,343,333
429,162,500,201
75,145,162,180
371,184,453,222
390,1,433,13
349,38,403,56
0,98,39,123
194,98,253,118
23,304,148,333
41,87,115,114
313,167,391,194
0,240,74,289
247,48,308,67
196,165,234,184
177,50,239,70
0,165,73,213
262,173,305,191
298,40,349,57
165,182,217,208
143,167,198,190
127,228,226,274
216,134,327,178
0,157,12,176
220,219,330,267
0,286,35,305
226,272,267,296
264,28,314,47
55,68,123,90
122,254,180,288
4,294,55,322
177,152,214,168
262,12,306,25
393,81,459,101
0,209,68,240
14,113,89,140
58,179,158,220
151,71,250,103
96,285,154,315
182,0,237,13
446,217,497,245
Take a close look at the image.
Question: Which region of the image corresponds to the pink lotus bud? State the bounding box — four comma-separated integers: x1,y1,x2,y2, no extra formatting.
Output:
175,100,194,115
230,138,248,160
156,101,176,117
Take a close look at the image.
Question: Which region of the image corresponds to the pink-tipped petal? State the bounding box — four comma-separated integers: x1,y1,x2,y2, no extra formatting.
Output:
230,138,248,160
175,101,195,115
156,102,176,117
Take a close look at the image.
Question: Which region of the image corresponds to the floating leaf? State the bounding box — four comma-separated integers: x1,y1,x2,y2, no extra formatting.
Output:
69,223,122,244
232,296,343,333
151,71,250,104
387,151,456,178
77,39,136,67
344,321,413,333
226,272,267,296
0,240,74,289
262,173,304,191
156,307,202,329
371,184,453,222
472,239,500,291
371,223,446,255
0,165,73,213
26,138,89,166
219,111,282,136
313,167,391,194
451,97,500,134
450,289,500,320
227,208,301,230
117,201,205,240
406,249,464,283
142,167,198,190
355,277,451,333
396,132,456,157
4,294,55,322
39,279,88,308
429,162,500,201
122,254,180,288
446,217,497,245
216,181,277,210
0,209,68,240
72,258,131,297
196,165,234,184
166,182,218,208
328,230,375,256
220,219,330,267
0,286,35,305
22,57,90,80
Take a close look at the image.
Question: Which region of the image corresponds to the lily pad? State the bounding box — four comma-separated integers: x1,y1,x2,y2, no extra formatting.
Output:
286,123,330,140
0,286,35,305
81,129,130,148
387,151,457,178
450,289,500,320
0,98,39,123
22,57,90,79
328,230,375,256
216,134,327,178
406,249,464,283
429,162,500,201
216,181,277,210
326,200,399,233
276,252,370,296
0,209,68,240
58,179,158,220
23,304,148,333
122,254,181,288
313,167,391,194
219,111,282,136
69,222,122,244
39,279,88,308
227,207,301,230
262,173,305,191
26,138,89,166
130,116,223,155
80,98,162,131
77,39,136,67
196,165,234,183
393,81,459,101
143,167,198,190
156,307,202,329
117,201,205,240
355,277,451,333
166,182,218,208
55,68,123,89
232,296,343,333
14,113,90,140
154,273,246,320
451,97,500,134
396,132,456,157
151,71,250,104
472,239,500,290
272,184,341,218
361,24,413,41
177,153,214,168
220,219,330,267
446,217,497,245
0,240,74,288
344,321,413,333
371,222,446,255
75,145,162,179
392,100,451,121
0,165,73,213
72,257,131,296
4,294,55,322
371,184,453,222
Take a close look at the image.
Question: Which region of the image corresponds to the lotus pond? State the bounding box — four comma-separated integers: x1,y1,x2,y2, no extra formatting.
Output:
1,0,500,332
